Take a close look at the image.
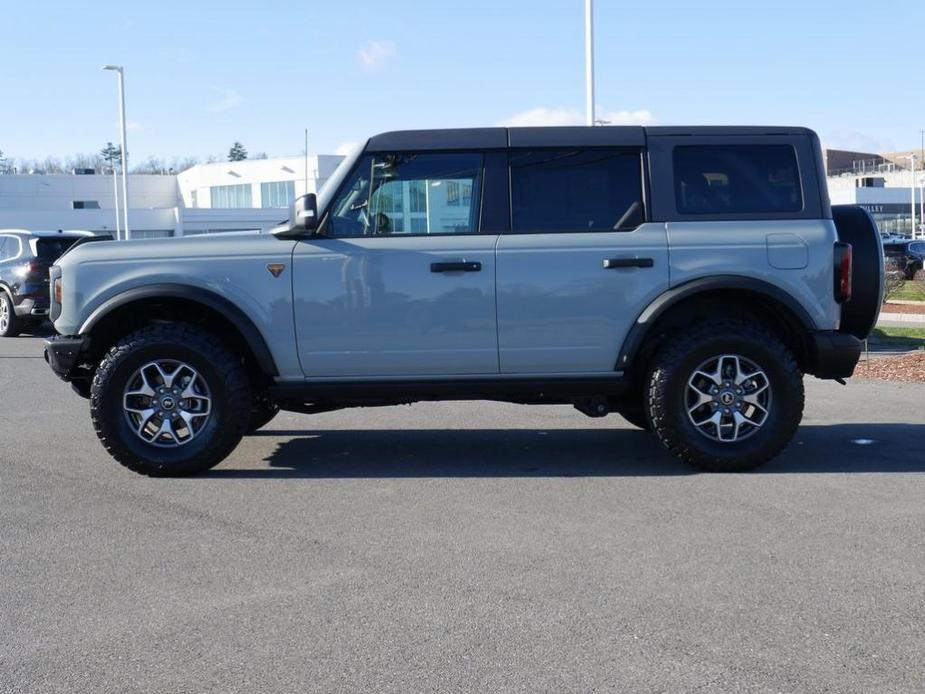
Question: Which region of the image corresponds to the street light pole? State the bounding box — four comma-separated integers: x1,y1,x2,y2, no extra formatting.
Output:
103,65,130,239
907,154,917,239
584,0,595,126
111,159,121,241
919,130,924,239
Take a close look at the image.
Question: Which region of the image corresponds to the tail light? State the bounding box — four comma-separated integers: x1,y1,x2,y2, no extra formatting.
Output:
53,278,63,304
834,242,852,304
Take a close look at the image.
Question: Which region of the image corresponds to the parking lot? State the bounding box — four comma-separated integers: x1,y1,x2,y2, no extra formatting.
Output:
2,330,924,693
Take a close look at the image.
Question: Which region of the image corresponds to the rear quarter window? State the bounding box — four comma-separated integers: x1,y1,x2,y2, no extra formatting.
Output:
673,145,803,215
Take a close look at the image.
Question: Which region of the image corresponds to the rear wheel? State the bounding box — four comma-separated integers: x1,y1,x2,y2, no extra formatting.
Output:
645,321,803,472
0,293,21,338
90,323,251,476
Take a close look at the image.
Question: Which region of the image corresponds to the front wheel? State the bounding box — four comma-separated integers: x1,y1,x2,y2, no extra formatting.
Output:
90,323,251,476
645,322,804,472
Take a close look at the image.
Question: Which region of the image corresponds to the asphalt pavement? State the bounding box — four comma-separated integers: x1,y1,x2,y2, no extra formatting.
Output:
2,330,924,693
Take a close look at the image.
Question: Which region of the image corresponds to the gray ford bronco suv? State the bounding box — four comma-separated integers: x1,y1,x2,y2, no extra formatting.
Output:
45,126,883,476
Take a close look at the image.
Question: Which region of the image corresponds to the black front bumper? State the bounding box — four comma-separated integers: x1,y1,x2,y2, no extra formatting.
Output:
808,330,863,380
44,335,89,381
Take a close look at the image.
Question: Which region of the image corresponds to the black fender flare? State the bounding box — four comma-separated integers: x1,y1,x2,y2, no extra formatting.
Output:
79,283,279,376
616,276,817,370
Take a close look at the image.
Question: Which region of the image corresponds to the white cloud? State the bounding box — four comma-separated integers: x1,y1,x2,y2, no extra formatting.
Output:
207,88,242,112
126,121,143,132
498,106,656,128
334,141,362,156
358,40,397,69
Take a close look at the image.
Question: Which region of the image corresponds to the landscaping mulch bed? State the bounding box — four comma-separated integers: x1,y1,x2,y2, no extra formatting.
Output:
882,302,925,315
855,351,925,382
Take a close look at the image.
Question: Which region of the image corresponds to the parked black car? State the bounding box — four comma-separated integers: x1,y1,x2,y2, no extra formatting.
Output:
883,239,925,280
0,230,94,337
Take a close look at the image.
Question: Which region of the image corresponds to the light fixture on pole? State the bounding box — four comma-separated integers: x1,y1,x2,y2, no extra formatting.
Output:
585,0,595,126
102,65,130,240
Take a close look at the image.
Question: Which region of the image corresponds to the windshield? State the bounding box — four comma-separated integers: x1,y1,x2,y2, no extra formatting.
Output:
32,237,82,262
272,144,365,231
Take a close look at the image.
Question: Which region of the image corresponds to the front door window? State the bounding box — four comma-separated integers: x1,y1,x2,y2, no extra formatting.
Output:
327,153,482,237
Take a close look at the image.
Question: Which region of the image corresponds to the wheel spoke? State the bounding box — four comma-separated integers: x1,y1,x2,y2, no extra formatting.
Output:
134,409,158,438
152,362,176,389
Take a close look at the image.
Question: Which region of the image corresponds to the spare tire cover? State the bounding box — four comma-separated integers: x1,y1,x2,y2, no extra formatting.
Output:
832,205,884,339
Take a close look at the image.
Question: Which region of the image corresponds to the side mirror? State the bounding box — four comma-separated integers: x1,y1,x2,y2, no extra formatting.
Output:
289,193,319,232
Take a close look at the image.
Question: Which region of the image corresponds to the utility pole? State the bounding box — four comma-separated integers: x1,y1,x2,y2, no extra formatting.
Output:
584,0,595,126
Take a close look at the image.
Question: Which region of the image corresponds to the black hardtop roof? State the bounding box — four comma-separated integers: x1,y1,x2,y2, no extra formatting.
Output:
365,126,817,152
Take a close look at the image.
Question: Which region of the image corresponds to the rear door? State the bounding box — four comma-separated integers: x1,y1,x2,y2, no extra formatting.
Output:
496,146,669,374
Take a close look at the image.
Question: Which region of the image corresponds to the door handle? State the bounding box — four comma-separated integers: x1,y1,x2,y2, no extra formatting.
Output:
431,261,482,273
603,257,654,269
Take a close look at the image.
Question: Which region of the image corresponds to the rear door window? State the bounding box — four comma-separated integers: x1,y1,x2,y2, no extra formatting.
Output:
34,237,80,262
509,149,644,232
673,145,803,215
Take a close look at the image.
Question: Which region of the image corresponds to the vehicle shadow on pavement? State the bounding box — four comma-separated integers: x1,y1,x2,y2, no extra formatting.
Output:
210,423,925,478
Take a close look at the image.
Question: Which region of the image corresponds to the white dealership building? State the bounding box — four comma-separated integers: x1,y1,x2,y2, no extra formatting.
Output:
0,154,344,239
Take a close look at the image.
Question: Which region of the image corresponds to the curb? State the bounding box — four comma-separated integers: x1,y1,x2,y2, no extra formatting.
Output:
878,312,925,325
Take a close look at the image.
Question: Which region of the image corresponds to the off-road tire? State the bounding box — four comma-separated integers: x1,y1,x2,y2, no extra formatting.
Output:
246,395,280,434
0,292,21,338
645,321,804,472
90,323,251,476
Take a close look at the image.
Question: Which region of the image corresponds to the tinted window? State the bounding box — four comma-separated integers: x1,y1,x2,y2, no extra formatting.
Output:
510,149,643,233
0,238,7,261
328,153,482,237
35,238,79,261
674,145,803,215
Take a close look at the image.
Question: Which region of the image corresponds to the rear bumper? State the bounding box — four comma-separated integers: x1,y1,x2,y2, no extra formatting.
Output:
807,330,862,380
44,335,88,381
13,294,50,318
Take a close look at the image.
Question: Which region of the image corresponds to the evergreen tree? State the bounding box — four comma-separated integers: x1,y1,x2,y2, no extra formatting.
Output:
100,142,122,171
228,142,248,161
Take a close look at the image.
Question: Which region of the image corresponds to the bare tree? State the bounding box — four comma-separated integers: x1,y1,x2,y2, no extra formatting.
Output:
131,156,168,174
168,156,200,173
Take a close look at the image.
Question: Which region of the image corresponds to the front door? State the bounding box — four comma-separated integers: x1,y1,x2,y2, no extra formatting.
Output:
496,147,670,374
292,151,499,378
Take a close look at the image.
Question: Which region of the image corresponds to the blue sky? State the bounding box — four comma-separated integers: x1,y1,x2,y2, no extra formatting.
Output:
2,0,922,161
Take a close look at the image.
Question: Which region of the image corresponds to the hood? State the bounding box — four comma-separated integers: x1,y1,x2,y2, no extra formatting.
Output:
56,231,287,270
